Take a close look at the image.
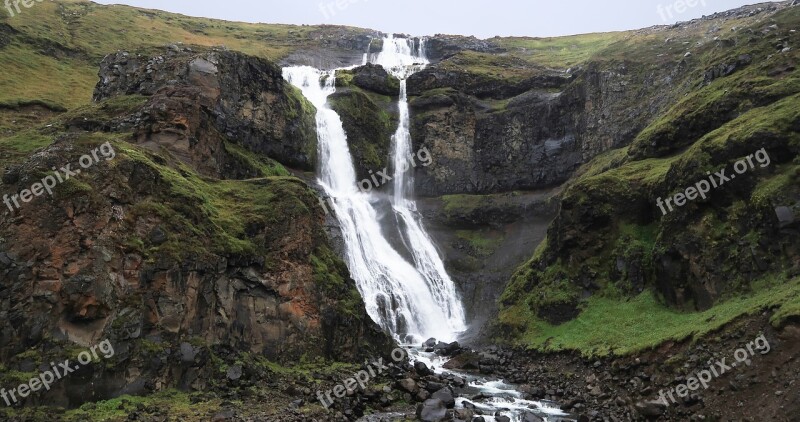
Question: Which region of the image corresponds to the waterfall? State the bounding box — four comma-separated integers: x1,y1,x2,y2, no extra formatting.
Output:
283,36,465,343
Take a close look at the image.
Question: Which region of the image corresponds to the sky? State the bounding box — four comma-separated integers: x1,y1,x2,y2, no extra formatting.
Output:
93,0,777,38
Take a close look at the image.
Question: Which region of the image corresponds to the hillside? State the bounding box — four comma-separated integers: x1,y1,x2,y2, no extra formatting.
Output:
0,1,798,421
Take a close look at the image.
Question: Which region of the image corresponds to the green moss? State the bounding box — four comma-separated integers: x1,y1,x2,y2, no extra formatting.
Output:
119,143,320,262
455,229,504,257
58,94,148,123
310,248,347,290
328,87,395,174
499,275,800,356
63,389,223,421
311,246,365,318
224,141,290,177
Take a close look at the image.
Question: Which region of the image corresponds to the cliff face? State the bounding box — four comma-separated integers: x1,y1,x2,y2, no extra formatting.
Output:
94,48,319,173
0,48,393,407
406,62,681,195
498,3,800,335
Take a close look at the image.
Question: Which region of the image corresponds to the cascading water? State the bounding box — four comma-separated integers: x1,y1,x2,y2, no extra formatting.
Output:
282,36,465,344
284,36,571,422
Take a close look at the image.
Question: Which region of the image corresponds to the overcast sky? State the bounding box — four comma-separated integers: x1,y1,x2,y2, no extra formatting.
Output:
93,0,777,38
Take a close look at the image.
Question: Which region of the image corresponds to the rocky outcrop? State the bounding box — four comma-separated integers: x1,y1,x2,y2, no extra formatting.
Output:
94,47,318,174
329,64,400,181
0,48,394,408
407,57,688,196
280,27,378,69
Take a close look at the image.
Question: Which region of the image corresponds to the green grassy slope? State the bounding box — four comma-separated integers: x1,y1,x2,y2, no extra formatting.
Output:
0,0,372,108
497,4,800,356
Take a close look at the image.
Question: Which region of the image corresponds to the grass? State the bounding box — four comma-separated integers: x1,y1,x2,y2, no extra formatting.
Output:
455,229,505,257
499,275,800,356
0,42,97,109
64,389,223,421
0,0,372,110
491,32,629,68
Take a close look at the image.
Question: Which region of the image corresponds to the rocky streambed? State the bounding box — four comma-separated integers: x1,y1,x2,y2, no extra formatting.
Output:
274,313,797,422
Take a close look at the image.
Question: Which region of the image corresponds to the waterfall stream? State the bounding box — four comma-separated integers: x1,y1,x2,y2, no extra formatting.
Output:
282,35,465,344
284,36,571,422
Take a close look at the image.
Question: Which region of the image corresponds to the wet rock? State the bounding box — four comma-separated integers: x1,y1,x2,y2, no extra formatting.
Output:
431,388,456,408
415,361,434,376
416,398,447,421
522,412,544,422
443,351,481,370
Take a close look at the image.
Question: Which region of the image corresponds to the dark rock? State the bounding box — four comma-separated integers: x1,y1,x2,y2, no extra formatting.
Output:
415,361,434,376
431,388,456,408
522,412,544,422
776,206,795,227
226,364,242,381
416,398,447,421
635,400,667,418
443,351,481,370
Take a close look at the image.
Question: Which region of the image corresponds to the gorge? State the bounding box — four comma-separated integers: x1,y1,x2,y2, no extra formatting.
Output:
0,1,798,421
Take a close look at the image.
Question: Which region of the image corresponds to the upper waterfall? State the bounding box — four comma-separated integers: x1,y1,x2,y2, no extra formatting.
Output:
283,35,465,344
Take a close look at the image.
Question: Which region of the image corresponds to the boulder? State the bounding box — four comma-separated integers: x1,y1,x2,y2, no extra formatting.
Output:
416,398,447,421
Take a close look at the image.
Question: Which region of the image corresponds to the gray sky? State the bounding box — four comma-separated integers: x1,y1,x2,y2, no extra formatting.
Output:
93,0,776,38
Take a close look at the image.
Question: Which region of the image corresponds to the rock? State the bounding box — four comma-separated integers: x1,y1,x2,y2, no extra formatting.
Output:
431,388,456,408
425,381,445,392
495,416,511,422
149,226,167,245
179,342,197,363
415,361,434,376
635,400,667,418
776,206,795,227
226,364,242,381
211,409,235,421
347,63,400,96
424,338,438,348
443,351,481,370
454,409,474,420
685,51,693,58
0,252,11,268
522,412,544,422
189,57,218,75
416,398,447,421
398,378,419,394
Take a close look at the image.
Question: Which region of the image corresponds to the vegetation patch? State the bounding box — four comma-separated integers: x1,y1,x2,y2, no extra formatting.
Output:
499,275,800,356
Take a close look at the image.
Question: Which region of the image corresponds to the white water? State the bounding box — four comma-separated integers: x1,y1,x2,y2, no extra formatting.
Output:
282,35,465,343
285,36,572,422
